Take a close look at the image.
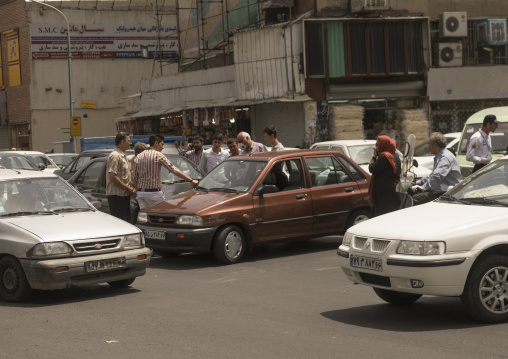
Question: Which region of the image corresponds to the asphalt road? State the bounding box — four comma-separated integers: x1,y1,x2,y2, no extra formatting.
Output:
1,236,507,359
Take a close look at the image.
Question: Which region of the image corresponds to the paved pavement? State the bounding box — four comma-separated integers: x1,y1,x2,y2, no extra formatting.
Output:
0,236,506,359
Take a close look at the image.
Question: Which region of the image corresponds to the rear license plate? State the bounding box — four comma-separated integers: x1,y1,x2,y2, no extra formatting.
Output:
86,257,126,272
350,254,382,272
144,230,166,240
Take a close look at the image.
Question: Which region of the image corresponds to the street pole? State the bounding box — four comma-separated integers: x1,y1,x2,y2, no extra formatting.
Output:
31,0,76,153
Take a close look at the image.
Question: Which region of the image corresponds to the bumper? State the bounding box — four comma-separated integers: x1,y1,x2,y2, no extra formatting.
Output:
337,247,478,296
19,247,151,290
138,225,217,253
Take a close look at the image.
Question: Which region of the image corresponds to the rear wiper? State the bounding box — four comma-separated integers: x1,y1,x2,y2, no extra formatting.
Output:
437,194,471,205
194,186,209,192
461,197,508,207
208,187,239,194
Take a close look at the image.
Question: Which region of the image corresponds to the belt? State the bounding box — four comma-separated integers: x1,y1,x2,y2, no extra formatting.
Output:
137,188,161,192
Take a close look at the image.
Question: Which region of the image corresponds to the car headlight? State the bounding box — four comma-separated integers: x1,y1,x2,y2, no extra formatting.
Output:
124,233,143,248
175,215,204,226
396,241,446,255
30,242,73,258
137,212,148,223
342,232,353,247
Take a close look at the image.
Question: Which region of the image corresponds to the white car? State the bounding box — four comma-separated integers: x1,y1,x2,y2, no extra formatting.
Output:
1,150,60,173
0,169,151,302
413,132,461,171
310,140,432,180
338,155,508,323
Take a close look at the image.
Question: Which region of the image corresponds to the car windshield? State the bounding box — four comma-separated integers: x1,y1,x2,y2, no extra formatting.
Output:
0,155,38,170
0,177,91,216
413,141,431,156
458,123,508,155
443,159,508,206
162,156,204,183
25,155,58,169
348,145,375,165
198,160,267,192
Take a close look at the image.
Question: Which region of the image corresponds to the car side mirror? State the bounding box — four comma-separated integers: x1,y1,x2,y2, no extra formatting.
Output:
37,164,46,171
258,185,278,196
412,159,419,168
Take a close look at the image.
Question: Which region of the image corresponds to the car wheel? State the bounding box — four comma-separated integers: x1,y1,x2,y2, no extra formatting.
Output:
0,256,32,302
461,255,508,323
373,288,422,305
213,225,246,265
107,278,136,288
345,209,371,230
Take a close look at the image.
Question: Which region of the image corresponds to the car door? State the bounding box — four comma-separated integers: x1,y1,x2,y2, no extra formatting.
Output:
72,161,109,213
304,154,364,235
251,158,313,242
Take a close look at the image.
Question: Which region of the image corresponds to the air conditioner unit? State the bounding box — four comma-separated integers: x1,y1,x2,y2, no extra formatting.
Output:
351,0,389,12
477,19,508,46
438,42,463,67
439,12,468,38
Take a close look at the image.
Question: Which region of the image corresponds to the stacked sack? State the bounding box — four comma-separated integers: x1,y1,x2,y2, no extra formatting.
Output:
396,109,429,145
329,105,365,140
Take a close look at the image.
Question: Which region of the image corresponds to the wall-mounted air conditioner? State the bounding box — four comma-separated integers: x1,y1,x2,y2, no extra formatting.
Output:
438,42,463,67
439,12,468,38
477,19,508,46
351,0,389,13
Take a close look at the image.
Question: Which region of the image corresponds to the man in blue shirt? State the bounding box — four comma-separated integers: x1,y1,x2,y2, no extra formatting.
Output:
410,132,463,205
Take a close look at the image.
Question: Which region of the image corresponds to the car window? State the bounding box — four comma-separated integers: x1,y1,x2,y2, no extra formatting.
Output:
74,161,103,186
312,145,330,150
0,156,37,170
73,156,92,173
347,145,375,165
306,156,352,187
25,155,58,169
161,156,204,183
331,145,346,153
263,159,304,192
199,160,267,192
336,156,366,181
459,123,508,155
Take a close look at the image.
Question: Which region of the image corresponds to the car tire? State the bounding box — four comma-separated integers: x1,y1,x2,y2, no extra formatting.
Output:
373,288,422,305
107,278,136,288
213,225,246,265
461,255,508,323
0,256,32,302
345,209,371,230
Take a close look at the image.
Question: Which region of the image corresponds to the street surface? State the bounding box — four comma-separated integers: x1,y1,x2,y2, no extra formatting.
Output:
1,236,507,359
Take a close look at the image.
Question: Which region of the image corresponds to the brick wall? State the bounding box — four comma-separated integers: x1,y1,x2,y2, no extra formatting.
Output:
0,0,32,149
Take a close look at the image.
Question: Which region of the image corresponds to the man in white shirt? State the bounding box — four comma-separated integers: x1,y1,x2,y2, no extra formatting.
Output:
466,114,498,173
377,122,400,145
263,125,284,151
199,133,230,173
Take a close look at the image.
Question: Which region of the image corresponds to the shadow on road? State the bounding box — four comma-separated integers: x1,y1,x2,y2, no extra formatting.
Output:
0,285,141,308
321,296,495,331
148,236,341,270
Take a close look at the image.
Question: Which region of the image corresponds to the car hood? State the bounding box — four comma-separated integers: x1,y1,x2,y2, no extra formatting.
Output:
142,189,246,215
4,211,139,242
349,201,508,243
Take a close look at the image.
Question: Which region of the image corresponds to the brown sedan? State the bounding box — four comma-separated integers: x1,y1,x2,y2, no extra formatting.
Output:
136,150,371,264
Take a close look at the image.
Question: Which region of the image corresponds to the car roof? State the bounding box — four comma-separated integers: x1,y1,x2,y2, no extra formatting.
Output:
464,106,508,124
0,169,58,180
48,153,78,156
227,149,346,160
311,140,376,146
1,150,49,155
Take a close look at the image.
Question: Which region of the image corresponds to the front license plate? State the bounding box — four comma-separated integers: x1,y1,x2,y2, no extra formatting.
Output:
144,230,166,240
86,257,126,272
350,254,382,272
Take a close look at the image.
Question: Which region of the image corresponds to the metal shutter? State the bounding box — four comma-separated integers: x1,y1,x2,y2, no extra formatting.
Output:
253,102,306,148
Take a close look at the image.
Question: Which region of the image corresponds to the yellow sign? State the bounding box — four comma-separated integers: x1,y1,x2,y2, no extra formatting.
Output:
71,116,82,136
3,29,20,87
81,100,97,109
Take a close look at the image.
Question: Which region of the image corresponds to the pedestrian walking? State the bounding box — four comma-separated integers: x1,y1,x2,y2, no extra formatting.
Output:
179,135,204,166
410,132,462,205
263,125,285,151
227,138,240,156
368,135,401,216
237,132,268,155
106,132,135,222
199,133,230,173
133,134,199,209
466,114,498,173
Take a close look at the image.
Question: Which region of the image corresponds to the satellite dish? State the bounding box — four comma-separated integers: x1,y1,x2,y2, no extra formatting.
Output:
445,16,459,33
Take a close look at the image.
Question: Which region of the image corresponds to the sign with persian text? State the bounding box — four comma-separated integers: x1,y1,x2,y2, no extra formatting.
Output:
30,23,178,60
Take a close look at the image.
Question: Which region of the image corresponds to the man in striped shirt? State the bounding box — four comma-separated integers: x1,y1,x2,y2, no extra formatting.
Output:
134,134,199,209
179,135,204,166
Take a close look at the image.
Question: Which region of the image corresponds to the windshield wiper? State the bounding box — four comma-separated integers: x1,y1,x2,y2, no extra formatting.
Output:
437,194,471,205
0,211,57,217
162,179,188,184
194,186,209,192
208,187,239,194
53,207,91,213
461,197,508,207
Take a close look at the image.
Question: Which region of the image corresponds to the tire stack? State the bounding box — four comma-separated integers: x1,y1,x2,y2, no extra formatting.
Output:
396,109,429,145
329,105,365,140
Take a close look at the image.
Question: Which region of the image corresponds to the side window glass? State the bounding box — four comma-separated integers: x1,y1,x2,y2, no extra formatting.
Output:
306,156,339,187
76,162,103,186
74,156,91,173
264,159,304,192
337,156,366,181
332,157,353,183
331,145,346,153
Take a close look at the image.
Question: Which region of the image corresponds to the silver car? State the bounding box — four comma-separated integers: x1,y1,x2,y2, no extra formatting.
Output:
0,169,151,302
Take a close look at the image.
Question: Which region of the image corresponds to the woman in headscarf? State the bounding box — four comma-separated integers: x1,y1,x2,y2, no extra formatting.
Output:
368,135,401,216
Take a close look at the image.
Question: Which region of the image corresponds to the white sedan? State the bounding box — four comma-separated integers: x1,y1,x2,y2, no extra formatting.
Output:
338,156,508,322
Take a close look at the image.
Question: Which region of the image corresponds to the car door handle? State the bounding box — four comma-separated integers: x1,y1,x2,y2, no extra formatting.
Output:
296,194,307,199
345,187,354,192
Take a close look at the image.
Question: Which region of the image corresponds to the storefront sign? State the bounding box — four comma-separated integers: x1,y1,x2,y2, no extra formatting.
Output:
81,100,97,109
30,23,178,59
